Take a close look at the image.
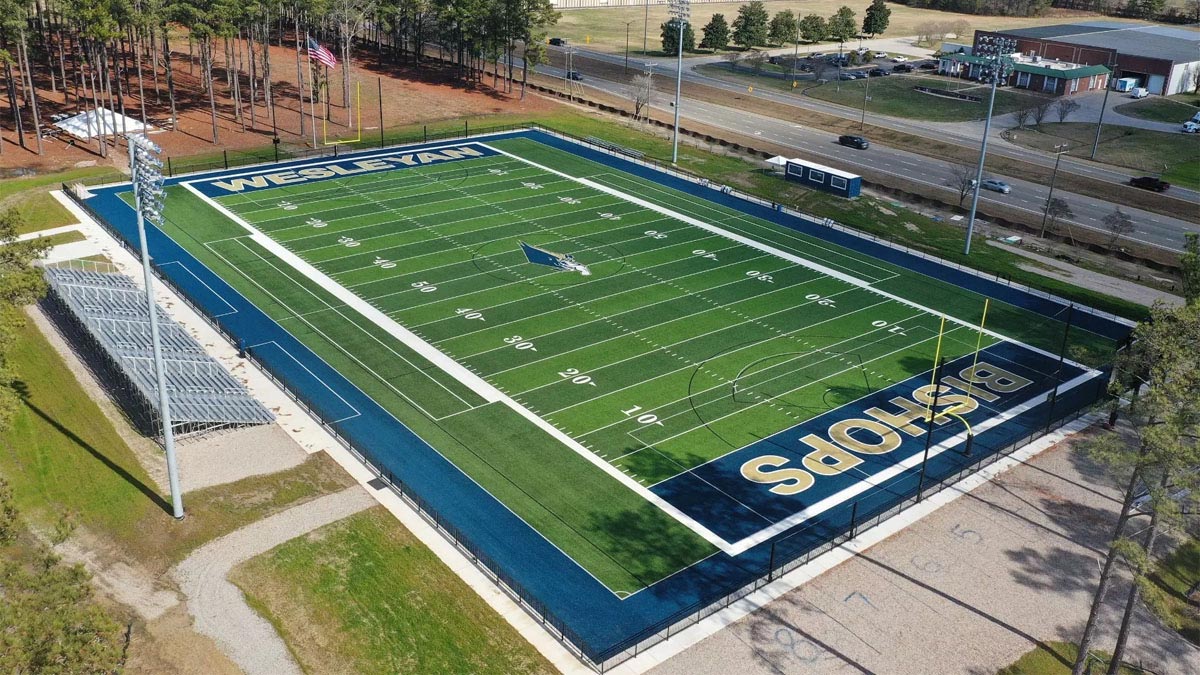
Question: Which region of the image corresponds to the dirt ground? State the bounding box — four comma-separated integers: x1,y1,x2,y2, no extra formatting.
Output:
0,38,558,173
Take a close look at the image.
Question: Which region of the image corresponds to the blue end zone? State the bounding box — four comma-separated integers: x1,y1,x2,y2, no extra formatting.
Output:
73,129,1128,665
651,341,1090,548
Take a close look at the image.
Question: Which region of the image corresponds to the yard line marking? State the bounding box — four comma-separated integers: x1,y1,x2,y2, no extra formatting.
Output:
488,144,1094,373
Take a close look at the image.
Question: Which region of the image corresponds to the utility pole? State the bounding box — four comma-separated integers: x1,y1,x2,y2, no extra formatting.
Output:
669,0,690,164
963,35,1016,256
643,0,649,55
1091,61,1116,160
625,21,634,74
860,72,871,130
1039,143,1069,238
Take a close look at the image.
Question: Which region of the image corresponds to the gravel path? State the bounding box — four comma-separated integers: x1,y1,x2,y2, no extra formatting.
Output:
174,486,376,675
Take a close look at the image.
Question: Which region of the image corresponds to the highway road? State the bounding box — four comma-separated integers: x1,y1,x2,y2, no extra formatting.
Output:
538,47,1197,252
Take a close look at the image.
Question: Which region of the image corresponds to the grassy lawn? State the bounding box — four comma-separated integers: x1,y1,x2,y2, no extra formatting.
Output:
552,2,1105,57
1004,122,1200,191
699,66,1045,122
1145,538,1200,645
231,508,553,674
18,230,87,247
1114,97,1199,124
0,317,356,572
0,166,122,234
997,641,1140,675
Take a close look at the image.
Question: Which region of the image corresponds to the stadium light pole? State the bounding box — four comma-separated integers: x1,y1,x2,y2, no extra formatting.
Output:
625,20,635,74
962,35,1016,256
669,0,690,164
127,132,184,520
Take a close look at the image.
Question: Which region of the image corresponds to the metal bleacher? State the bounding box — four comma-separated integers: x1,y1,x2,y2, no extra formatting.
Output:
583,136,644,160
43,265,274,437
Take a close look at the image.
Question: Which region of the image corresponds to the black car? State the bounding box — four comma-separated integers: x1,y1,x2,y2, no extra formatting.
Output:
567,70,583,81
892,63,913,73
868,68,890,77
918,61,937,70
838,135,869,150
1129,176,1170,192
549,37,567,46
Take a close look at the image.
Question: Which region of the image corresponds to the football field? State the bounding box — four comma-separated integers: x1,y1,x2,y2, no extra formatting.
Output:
84,129,1125,656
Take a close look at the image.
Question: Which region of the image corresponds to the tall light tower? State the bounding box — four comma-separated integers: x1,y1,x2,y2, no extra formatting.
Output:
127,133,184,520
962,35,1016,255
669,0,690,164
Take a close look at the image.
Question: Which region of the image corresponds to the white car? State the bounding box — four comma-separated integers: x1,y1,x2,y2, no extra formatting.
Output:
873,51,888,58
890,55,908,62
1183,121,1200,133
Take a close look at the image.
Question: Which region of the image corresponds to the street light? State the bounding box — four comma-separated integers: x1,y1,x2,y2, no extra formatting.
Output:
1091,59,1117,160
669,0,690,164
643,0,649,56
860,72,871,130
625,20,635,74
126,132,184,520
1039,142,1070,238
962,35,1016,256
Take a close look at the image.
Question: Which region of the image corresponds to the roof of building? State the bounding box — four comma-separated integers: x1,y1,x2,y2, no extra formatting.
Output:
992,22,1200,64
941,52,1111,79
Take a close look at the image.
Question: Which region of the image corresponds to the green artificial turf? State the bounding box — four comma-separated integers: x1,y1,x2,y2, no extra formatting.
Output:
126,133,1118,593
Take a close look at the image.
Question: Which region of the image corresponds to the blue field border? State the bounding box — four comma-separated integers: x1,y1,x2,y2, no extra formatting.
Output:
75,129,1127,666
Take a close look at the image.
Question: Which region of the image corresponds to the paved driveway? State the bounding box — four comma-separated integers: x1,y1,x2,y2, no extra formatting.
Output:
650,428,1200,675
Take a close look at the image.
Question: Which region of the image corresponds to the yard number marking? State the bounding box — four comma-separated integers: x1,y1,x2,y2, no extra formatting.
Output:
278,200,298,211
559,196,582,205
411,281,437,293
338,236,360,248
373,257,396,269
558,368,596,386
504,335,537,351
644,230,668,240
806,293,836,307
522,181,544,190
307,217,327,228
746,270,774,283
621,405,664,427
871,319,908,336
692,249,718,261
598,212,621,221
456,308,485,321
488,168,509,176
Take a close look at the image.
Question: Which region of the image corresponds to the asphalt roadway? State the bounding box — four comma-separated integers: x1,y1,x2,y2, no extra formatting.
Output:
538,47,1197,253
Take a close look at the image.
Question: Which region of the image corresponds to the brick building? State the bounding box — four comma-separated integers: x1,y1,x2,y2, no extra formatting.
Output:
974,22,1200,96
937,52,1111,96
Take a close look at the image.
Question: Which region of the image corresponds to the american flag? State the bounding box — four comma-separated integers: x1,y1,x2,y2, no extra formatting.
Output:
306,36,337,69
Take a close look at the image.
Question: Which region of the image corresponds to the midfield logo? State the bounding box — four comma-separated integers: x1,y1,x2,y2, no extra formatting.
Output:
519,241,592,276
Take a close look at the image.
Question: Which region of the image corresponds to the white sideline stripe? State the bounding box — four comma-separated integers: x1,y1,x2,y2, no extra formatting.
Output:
159,260,240,317
488,145,1095,374
720,369,1098,555
181,173,736,554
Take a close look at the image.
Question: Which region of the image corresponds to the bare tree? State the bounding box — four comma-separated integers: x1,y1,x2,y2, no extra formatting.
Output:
1032,99,1053,127
1014,107,1033,129
952,19,971,41
1055,98,1081,123
722,50,743,73
1041,197,1072,238
949,162,977,206
1103,206,1134,248
746,49,766,76
629,74,654,120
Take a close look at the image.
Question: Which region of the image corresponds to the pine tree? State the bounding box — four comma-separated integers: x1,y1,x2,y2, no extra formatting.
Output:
768,10,797,47
731,1,769,48
660,18,695,54
700,13,730,51
862,0,891,38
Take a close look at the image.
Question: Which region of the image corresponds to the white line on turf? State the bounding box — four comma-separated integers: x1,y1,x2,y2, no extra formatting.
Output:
185,163,737,552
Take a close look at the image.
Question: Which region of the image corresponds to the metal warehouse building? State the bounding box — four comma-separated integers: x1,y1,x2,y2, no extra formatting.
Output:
974,22,1200,96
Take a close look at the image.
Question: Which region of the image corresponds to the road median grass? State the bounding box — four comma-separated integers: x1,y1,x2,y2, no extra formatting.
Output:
0,315,356,572
230,508,553,674
1114,97,1198,124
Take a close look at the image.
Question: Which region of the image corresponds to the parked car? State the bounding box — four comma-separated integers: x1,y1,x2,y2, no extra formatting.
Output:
918,61,938,70
808,52,825,59
549,37,567,46
981,179,1011,194
567,70,583,81
892,63,914,73
1182,121,1199,133
890,55,908,62
868,68,890,77
839,72,859,80
1131,87,1149,99
1129,176,1170,192
768,56,780,65
838,135,869,149
873,51,889,59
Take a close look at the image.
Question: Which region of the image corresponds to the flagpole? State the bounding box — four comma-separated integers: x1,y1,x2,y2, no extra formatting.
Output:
306,33,318,148
295,27,305,139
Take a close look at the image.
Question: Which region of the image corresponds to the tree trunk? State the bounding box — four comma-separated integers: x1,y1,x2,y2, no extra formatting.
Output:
134,25,148,128
247,29,258,131
162,28,177,131
295,15,305,138
1072,451,1148,675
18,31,44,154
204,39,219,142
1106,471,1170,675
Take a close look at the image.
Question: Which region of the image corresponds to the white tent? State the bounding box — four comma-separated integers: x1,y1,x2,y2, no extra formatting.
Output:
54,107,153,140
765,155,789,166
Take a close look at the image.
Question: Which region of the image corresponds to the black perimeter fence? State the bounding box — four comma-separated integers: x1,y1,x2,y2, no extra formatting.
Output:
63,124,1117,671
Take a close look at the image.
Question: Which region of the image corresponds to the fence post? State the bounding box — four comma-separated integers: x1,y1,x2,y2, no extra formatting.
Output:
850,500,858,538
223,149,228,169
424,124,427,142
766,542,776,582
167,156,173,177
465,120,469,137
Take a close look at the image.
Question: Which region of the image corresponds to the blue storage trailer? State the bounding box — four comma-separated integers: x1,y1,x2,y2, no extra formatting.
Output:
784,158,861,198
